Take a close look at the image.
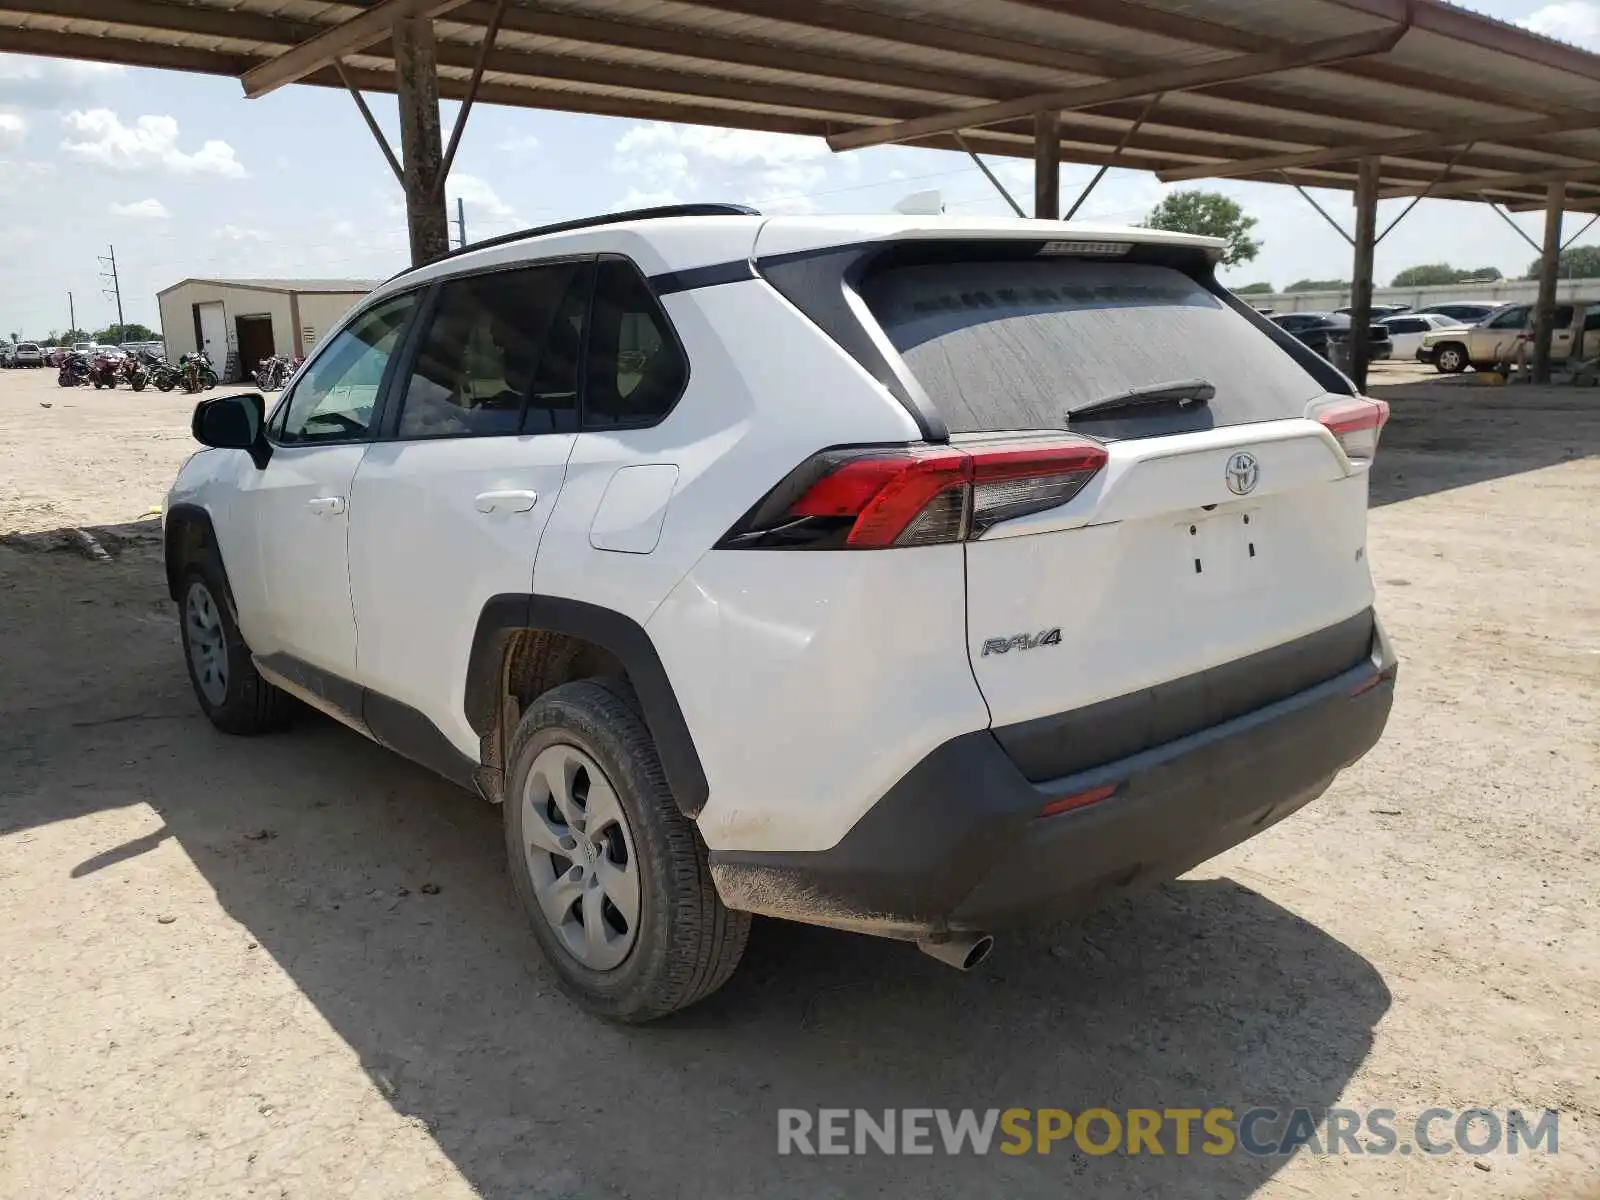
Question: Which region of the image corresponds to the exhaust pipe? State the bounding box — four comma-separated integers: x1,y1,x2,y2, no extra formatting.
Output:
917,933,995,971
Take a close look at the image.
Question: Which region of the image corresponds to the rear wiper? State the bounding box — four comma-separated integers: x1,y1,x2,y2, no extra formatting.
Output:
1068,378,1215,420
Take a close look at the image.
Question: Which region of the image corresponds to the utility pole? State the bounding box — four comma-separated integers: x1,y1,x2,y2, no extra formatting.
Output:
99,245,125,340
68,291,75,334
456,196,467,250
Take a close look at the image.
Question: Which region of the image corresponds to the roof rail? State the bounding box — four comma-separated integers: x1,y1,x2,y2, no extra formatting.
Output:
386,203,761,282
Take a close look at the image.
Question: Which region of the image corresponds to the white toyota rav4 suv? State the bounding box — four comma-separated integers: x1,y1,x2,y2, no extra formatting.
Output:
165,204,1397,1021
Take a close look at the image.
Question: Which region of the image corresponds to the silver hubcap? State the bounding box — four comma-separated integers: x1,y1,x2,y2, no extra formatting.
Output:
184,582,229,706
1441,349,1462,371
520,744,640,971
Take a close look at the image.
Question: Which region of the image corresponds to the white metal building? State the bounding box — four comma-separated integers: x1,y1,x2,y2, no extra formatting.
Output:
156,278,376,381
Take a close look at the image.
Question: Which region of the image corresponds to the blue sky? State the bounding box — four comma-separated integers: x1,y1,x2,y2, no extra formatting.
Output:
1,0,1597,338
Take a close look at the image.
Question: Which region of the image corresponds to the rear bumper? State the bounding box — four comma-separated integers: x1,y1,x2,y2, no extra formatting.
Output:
710,619,1397,939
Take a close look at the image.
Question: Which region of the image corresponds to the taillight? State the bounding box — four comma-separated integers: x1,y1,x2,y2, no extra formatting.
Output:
1308,395,1389,465
719,438,1108,550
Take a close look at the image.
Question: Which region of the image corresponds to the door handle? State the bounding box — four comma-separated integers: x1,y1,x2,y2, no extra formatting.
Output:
306,496,346,516
475,490,538,514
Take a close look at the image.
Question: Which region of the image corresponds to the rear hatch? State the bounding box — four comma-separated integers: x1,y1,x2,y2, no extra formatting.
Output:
856,246,1381,777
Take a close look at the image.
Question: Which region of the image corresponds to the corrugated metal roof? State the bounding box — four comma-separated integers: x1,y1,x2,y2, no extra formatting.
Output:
5,0,1600,207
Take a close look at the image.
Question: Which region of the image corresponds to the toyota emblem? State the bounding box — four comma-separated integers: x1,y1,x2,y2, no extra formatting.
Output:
1225,451,1259,496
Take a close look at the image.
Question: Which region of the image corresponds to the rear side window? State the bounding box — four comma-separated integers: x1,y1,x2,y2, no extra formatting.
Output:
1387,318,1428,334
583,258,687,428
861,259,1324,437
397,263,587,439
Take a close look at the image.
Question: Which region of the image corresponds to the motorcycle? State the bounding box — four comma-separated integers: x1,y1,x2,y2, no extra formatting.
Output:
148,354,181,392
253,354,293,391
120,353,150,392
89,352,120,389
179,351,218,393
56,352,90,388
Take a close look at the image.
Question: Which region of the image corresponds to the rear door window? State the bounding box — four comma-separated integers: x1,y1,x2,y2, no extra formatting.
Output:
396,263,587,439
861,258,1325,438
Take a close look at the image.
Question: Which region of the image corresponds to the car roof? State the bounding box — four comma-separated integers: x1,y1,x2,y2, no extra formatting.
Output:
371,210,1226,305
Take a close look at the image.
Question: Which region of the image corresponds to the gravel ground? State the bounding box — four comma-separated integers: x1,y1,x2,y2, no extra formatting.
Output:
0,363,1596,1199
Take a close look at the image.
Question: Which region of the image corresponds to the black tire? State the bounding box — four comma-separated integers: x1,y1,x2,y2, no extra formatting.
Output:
131,376,146,392
1434,343,1468,374
176,561,294,735
504,678,749,1022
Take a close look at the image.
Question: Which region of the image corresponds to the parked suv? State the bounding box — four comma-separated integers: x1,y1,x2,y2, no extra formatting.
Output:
164,206,1397,1020
1420,300,1600,372
1269,311,1393,359
12,342,44,368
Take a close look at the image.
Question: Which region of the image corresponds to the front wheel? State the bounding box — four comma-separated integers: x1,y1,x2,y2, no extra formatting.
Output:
200,368,218,389
177,564,294,734
504,679,750,1022
1434,344,1468,374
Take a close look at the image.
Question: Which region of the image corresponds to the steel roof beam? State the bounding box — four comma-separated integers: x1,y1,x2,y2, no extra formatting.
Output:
1157,111,1600,183
1382,161,1600,200
240,0,474,99
825,24,1409,152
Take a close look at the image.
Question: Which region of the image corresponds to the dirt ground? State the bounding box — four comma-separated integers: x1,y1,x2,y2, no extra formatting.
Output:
1,362,1596,1199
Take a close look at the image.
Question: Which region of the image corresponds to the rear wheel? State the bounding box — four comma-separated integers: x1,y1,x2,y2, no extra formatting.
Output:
177,563,294,734
504,678,749,1022
1434,343,1467,373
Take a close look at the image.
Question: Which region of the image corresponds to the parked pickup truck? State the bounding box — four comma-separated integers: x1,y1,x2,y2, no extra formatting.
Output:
1420,300,1600,373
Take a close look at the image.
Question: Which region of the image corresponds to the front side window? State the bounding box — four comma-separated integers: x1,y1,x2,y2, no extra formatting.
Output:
396,263,587,439
278,294,415,444
1487,305,1531,329
583,259,687,428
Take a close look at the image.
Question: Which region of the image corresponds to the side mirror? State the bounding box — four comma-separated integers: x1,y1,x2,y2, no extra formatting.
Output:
192,393,270,468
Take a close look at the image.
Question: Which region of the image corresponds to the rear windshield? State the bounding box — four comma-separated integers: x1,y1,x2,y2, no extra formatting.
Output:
861,259,1325,438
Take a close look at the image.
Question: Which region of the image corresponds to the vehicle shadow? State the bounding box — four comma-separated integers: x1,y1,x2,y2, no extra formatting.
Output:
1,546,1392,1200
1365,376,1599,506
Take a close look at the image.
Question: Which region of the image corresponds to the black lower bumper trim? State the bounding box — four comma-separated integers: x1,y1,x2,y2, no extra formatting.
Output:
711,621,1397,939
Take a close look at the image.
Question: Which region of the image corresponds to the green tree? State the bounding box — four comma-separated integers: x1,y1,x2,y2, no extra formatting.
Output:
1527,244,1600,279
1232,281,1275,294
96,322,158,344
1142,189,1261,267
1285,278,1348,293
1390,263,1504,287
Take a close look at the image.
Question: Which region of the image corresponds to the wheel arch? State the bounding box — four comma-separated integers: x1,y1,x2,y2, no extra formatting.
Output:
164,503,228,603
467,594,710,818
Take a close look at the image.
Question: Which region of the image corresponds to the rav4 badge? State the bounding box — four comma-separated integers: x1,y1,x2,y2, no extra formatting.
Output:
981,628,1062,656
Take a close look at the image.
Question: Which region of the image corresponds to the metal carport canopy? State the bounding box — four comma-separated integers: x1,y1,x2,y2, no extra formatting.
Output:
8,0,1600,382
5,0,1600,205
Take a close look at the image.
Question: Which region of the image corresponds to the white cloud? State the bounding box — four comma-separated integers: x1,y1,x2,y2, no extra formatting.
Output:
497,133,541,155
1519,2,1600,48
0,112,24,150
611,124,830,214
109,198,169,219
60,109,245,177
446,172,513,217
212,223,266,242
